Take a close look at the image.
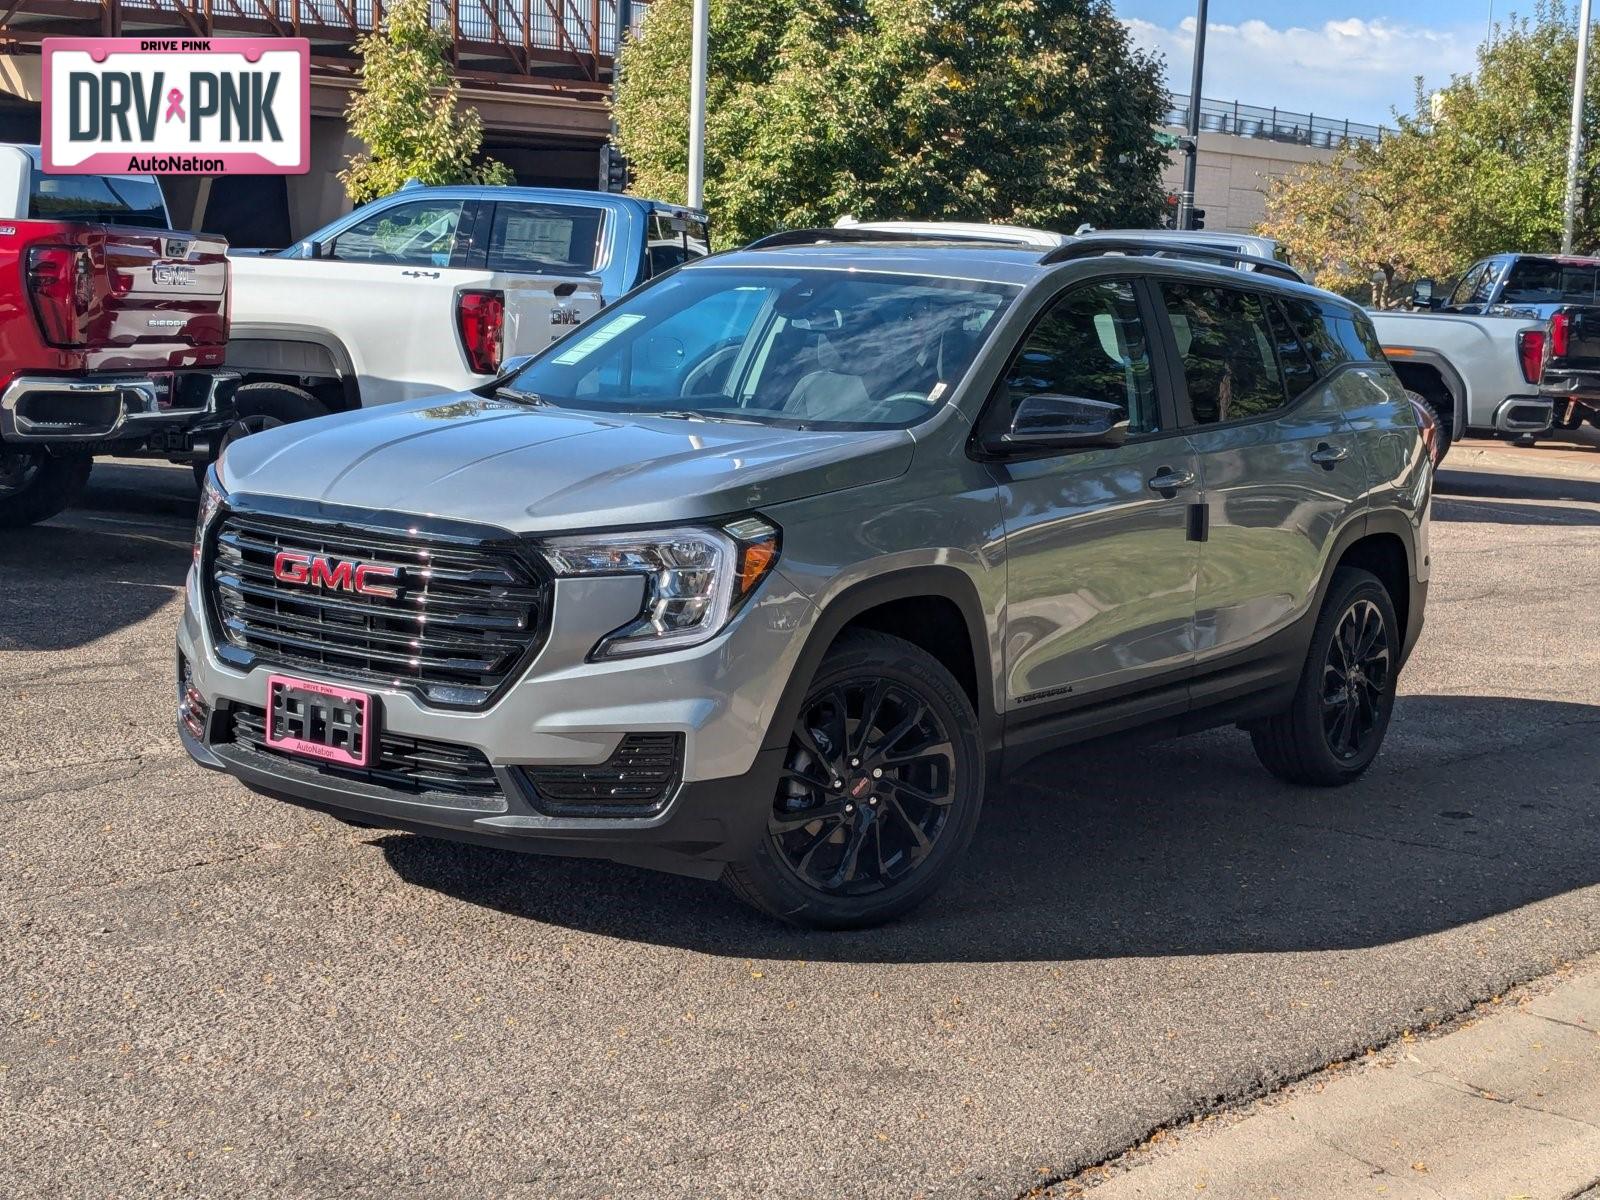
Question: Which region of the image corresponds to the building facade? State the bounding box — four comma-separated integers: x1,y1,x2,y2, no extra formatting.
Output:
1158,94,1384,236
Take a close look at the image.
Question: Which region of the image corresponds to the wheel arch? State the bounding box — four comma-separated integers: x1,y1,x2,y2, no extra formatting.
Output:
1321,510,1423,667
760,567,999,759
1384,351,1467,442
225,325,362,411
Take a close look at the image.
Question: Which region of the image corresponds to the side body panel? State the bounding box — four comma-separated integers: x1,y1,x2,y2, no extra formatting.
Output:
991,441,1201,703
1187,377,1364,665
228,252,496,406
1367,309,1545,430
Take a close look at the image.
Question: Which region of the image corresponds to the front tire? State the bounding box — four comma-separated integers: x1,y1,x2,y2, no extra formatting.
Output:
723,630,984,929
1251,568,1399,786
0,450,92,529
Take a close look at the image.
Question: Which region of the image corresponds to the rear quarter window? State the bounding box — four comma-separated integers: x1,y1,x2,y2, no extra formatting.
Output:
1280,297,1382,368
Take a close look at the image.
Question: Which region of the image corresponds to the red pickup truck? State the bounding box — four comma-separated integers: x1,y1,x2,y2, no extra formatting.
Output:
0,146,236,527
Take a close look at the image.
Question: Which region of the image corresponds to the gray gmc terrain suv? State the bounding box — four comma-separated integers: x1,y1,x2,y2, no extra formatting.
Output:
178,233,1431,928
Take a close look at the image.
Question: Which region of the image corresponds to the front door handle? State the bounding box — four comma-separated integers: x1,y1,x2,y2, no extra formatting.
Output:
1310,442,1351,469
1147,467,1197,495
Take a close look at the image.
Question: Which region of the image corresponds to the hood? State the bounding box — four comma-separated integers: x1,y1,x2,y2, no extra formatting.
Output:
219,394,915,533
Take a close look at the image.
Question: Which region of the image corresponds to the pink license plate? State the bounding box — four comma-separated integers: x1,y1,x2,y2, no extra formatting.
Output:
265,675,373,767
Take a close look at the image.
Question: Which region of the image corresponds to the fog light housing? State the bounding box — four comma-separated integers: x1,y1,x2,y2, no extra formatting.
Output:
178,655,209,741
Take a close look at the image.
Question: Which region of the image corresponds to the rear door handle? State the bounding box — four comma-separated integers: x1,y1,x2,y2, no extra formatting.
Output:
1310,442,1350,468
1147,467,1197,494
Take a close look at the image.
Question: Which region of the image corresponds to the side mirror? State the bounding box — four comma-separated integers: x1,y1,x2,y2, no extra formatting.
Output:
499,354,535,379
306,240,331,259
986,393,1129,455
1411,278,1437,309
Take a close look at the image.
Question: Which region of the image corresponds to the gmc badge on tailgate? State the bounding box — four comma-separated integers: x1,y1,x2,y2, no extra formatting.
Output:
154,264,196,286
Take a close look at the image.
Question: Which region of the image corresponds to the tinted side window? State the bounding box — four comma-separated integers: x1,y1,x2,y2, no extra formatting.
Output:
489,203,603,273
1280,298,1346,372
998,280,1159,435
1447,262,1488,308
1266,302,1318,399
1280,298,1382,369
332,199,468,265
1470,260,1502,306
647,212,711,276
1161,282,1289,424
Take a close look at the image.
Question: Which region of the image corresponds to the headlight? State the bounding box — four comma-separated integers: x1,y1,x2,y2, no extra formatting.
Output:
539,516,780,659
193,464,226,565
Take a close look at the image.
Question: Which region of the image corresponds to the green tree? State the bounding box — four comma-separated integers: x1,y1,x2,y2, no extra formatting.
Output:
614,0,1170,246
1261,0,1600,304
1259,107,1462,308
340,0,513,204
1429,0,1600,257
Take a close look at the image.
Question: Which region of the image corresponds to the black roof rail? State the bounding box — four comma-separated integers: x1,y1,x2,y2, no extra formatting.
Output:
1040,238,1306,284
743,227,957,250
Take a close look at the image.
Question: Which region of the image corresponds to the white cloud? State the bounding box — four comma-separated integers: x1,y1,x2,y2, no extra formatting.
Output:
1124,15,1480,126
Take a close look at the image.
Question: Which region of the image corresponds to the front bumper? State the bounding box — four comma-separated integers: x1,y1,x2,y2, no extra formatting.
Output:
175,555,815,879
0,369,239,446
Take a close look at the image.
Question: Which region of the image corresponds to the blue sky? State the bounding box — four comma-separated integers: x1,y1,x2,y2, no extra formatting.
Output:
1118,0,1506,125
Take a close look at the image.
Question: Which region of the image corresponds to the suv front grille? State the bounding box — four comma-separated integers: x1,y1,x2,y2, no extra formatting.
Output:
206,509,547,707
227,704,503,803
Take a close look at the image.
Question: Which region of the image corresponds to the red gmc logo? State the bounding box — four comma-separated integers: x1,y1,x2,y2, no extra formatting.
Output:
273,550,401,598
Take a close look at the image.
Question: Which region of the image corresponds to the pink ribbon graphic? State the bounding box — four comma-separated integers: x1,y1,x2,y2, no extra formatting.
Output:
164,88,185,123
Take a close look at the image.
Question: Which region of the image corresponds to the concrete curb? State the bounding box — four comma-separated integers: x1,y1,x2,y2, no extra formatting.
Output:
1065,960,1600,1199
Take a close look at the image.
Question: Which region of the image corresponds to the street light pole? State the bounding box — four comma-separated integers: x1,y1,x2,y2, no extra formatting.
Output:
1564,0,1593,253
1177,0,1209,232
686,0,709,210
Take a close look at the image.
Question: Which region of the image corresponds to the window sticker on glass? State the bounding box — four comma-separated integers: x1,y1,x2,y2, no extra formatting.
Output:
550,314,647,365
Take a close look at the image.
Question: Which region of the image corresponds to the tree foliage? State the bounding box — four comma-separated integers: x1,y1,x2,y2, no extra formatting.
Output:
1261,0,1600,305
341,0,513,205
614,0,1170,246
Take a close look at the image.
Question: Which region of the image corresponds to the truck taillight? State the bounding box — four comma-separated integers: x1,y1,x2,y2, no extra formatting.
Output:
457,290,504,375
26,244,95,347
1551,310,1571,358
1517,328,1546,384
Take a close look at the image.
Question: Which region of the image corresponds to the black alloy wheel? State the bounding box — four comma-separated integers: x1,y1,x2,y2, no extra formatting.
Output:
1321,597,1392,761
1250,566,1400,787
722,630,983,928
770,677,957,896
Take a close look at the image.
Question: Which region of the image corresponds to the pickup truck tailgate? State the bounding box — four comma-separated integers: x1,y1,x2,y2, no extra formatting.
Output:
1,220,229,361
93,226,229,348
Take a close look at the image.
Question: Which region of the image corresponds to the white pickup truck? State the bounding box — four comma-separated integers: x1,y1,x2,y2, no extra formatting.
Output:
223,184,708,436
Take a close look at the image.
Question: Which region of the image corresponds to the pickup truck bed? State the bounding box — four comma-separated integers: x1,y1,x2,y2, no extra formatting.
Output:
221,186,706,431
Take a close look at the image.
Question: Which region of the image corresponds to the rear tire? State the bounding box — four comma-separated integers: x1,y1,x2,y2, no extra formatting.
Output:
0,451,92,529
1251,567,1399,787
723,630,984,929
193,382,328,484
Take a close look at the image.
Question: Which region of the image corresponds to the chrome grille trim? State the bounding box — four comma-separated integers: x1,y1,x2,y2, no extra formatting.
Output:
203,505,549,708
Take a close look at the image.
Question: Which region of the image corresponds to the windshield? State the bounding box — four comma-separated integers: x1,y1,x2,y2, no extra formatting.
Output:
1500,258,1600,306
504,267,1016,430
29,172,168,229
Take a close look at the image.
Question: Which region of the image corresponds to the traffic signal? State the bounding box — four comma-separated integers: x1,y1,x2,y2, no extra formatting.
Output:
599,143,630,193
1191,208,1207,230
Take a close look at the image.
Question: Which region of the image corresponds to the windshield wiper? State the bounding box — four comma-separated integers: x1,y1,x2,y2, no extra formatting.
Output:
636,409,767,426
495,387,549,406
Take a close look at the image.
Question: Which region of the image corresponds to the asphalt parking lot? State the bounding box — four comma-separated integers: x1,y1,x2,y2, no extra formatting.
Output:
4,446,1600,1200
